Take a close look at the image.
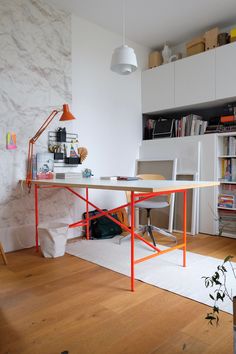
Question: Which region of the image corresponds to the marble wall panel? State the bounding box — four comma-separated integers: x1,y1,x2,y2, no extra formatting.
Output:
0,0,74,251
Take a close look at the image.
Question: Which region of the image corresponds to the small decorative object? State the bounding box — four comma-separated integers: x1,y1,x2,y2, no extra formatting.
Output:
78,147,88,162
230,28,236,42
204,27,219,50
82,168,93,178
218,32,229,46
168,53,182,62
162,43,172,64
148,51,163,69
6,132,17,150
186,36,205,57
56,127,66,142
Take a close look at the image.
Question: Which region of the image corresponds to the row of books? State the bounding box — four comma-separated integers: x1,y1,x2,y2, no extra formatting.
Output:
221,158,236,181
223,136,236,155
174,115,208,137
218,193,235,208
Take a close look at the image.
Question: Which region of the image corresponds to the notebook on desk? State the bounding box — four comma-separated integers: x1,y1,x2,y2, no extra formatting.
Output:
100,176,140,181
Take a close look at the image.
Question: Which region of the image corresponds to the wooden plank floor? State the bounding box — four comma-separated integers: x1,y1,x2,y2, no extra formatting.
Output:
0,234,236,354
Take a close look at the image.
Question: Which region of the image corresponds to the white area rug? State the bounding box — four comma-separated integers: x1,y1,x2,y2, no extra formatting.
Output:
66,236,236,314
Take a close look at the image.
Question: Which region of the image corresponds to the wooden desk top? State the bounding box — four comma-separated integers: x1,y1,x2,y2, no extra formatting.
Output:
27,178,219,193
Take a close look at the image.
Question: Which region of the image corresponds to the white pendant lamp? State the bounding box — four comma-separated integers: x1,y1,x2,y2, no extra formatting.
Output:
111,0,137,75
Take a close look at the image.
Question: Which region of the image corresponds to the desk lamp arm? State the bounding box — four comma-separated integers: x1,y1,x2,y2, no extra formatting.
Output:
26,109,60,186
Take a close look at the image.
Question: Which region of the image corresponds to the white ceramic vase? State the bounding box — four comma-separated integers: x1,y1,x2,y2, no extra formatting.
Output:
162,43,172,64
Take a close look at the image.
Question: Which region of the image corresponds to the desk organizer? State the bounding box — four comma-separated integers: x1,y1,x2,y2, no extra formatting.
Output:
48,131,80,167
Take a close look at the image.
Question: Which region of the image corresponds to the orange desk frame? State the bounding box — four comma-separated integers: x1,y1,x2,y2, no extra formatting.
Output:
33,182,187,292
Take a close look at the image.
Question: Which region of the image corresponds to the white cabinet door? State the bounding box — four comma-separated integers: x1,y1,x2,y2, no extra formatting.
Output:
215,42,236,100
174,50,215,107
141,63,174,113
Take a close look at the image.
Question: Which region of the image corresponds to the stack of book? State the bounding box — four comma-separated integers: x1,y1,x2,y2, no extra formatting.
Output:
174,114,208,137
221,158,236,181
223,136,236,155
218,209,236,234
218,194,235,208
55,172,82,179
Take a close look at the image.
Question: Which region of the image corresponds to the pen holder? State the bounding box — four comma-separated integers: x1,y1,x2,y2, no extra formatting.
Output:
65,157,81,165
56,128,66,142
54,152,64,160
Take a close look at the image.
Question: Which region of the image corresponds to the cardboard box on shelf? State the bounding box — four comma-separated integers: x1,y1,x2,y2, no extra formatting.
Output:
186,36,205,57
149,51,163,69
230,28,236,42
205,27,219,50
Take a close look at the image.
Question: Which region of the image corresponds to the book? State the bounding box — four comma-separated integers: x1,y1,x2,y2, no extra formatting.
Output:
100,176,118,180
55,172,82,179
116,176,140,181
36,153,54,179
100,176,140,181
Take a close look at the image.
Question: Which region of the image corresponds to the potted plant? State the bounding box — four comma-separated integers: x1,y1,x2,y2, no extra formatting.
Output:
202,255,236,352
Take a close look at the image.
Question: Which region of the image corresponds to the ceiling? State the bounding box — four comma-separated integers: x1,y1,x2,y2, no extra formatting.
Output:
49,0,236,49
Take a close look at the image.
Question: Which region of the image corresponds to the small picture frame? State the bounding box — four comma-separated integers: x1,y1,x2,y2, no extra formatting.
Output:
152,119,174,139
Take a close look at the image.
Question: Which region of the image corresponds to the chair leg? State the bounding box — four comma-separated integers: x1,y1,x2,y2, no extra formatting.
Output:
147,225,156,247
146,209,157,247
151,225,177,243
0,242,7,265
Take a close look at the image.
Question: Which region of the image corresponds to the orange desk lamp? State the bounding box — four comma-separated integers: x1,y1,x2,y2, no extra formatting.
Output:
26,104,76,188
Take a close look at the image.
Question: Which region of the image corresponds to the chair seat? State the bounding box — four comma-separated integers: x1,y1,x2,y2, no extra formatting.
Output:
137,200,169,209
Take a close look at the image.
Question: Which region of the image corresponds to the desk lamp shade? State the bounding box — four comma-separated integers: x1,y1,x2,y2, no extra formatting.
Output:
60,104,76,121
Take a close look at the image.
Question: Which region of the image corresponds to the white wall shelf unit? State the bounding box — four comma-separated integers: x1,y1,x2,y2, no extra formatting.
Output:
141,42,236,115
216,132,236,238
174,50,215,107
139,134,218,236
141,62,174,113
140,43,236,238
215,42,236,101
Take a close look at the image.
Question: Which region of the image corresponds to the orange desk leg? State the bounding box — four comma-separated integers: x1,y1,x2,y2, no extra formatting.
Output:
86,187,89,240
130,191,135,292
35,184,39,252
183,190,187,267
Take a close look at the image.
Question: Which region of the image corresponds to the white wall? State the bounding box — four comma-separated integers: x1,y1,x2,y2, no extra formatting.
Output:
70,15,149,232
0,2,149,251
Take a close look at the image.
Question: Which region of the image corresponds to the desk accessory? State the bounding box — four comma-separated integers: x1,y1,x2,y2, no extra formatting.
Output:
26,104,76,188
56,127,67,142
82,169,93,178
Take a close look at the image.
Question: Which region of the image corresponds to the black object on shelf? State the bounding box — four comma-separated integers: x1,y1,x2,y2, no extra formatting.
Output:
144,127,154,140
54,152,64,160
153,119,174,139
65,157,81,165
56,127,66,142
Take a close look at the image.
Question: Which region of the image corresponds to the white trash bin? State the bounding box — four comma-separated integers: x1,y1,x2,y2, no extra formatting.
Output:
38,222,69,258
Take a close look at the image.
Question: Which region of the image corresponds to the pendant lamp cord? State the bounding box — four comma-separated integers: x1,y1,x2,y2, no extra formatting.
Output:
122,0,125,46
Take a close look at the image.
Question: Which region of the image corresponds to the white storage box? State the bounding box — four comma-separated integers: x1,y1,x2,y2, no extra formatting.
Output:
38,222,68,258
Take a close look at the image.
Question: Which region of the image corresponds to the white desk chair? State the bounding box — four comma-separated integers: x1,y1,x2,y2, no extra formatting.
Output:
135,174,176,246
122,174,177,246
